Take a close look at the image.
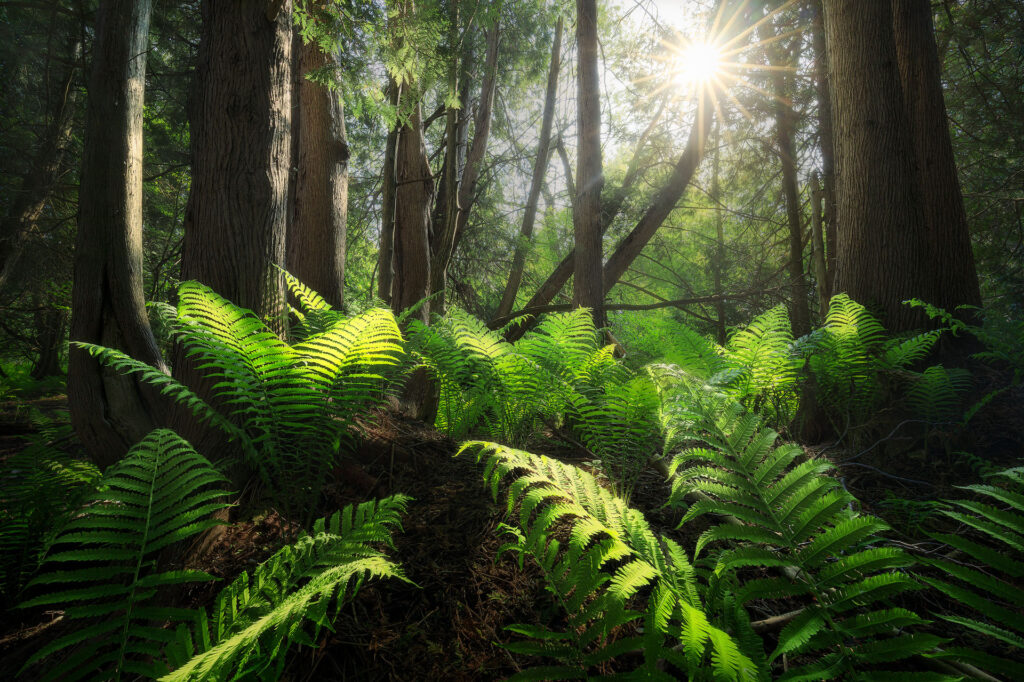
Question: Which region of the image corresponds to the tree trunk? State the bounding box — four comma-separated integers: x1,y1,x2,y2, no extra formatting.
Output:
891,0,982,310
68,0,165,467
811,0,837,299
378,77,401,305
824,0,931,332
31,292,68,380
392,101,434,324
433,22,501,312
766,30,811,336
182,0,292,329
288,18,349,309
810,171,830,316
711,121,727,345
0,37,81,297
601,89,713,294
496,15,562,320
502,90,713,337
574,0,604,325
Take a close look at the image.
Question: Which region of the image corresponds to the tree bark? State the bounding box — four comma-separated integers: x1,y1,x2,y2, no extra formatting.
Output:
182,0,292,330
496,15,562,320
891,0,982,310
378,77,401,304
825,0,931,332
711,121,727,344
392,101,434,324
0,36,81,297
810,0,837,299
766,29,811,336
68,0,165,467
601,89,713,294
810,171,829,316
432,21,501,312
502,90,713,337
288,18,349,309
574,0,604,325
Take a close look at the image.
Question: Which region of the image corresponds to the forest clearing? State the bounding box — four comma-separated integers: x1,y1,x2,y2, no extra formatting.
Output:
1,0,1022,680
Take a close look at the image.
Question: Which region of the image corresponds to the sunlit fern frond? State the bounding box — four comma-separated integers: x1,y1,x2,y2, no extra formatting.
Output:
663,384,939,679
919,466,1024,680
458,441,756,681
714,305,800,426
19,430,231,682
86,281,405,512
162,495,410,682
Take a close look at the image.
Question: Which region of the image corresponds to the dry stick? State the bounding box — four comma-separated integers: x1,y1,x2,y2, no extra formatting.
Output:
650,458,998,681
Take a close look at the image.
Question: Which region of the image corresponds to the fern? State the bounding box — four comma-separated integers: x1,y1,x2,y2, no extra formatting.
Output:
18,429,231,682
83,280,405,512
918,466,1024,679
662,382,940,679
0,411,100,605
714,305,800,427
904,365,971,423
459,440,757,681
162,495,411,681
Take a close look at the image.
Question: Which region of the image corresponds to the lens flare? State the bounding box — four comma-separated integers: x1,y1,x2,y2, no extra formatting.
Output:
673,41,723,88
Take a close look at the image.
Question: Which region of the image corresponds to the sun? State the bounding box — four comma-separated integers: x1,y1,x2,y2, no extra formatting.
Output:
672,41,723,89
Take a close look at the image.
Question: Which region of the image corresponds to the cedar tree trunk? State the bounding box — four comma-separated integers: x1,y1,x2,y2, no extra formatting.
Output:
68,0,165,467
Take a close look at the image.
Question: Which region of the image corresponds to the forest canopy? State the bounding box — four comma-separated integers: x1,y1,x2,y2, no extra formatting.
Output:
0,0,1022,680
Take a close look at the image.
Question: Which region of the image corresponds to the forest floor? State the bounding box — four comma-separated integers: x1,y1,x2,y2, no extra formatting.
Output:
1,387,1022,680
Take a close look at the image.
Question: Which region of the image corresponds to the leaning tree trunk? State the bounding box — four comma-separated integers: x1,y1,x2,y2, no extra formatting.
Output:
574,0,605,326
496,15,562,320
824,0,931,332
181,0,292,329
288,19,349,309
68,0,165,468
891,0,981,310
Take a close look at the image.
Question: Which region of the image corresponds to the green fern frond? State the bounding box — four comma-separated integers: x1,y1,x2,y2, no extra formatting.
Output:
162,496,410,682
19,430,231,682
458,440,755,681
662,383,931,679
919,465,1024,678
0,414,100,605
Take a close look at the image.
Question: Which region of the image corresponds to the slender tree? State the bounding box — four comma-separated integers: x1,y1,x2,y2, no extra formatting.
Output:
68,0,164,466
574,0,605,325
810,0,836,298
765,22,811,336
496,15,562,320
378,77,401,305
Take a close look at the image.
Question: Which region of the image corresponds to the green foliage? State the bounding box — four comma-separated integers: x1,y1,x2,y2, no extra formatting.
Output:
919,466,1024,679
80,280,406,512
662,381,940,680
800,294,945,430
163,495,411,682
909,299,1024,380
19,429,231,682
0,410,100,605
412,308,663,495
459,440,756,681
714,305,801,426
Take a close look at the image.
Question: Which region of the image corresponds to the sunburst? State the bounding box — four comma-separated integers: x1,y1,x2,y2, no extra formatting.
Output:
640,0,808,136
